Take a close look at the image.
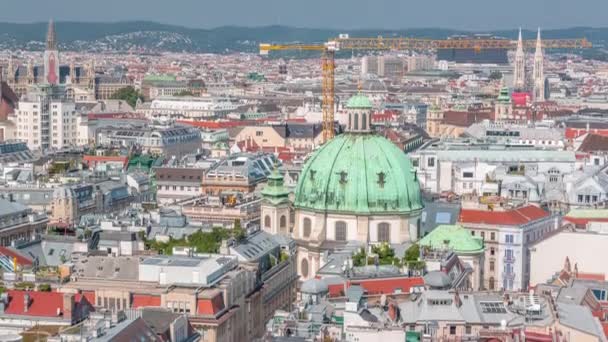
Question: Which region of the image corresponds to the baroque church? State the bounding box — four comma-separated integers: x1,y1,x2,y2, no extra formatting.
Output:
261,93,424,281
2,20,96,101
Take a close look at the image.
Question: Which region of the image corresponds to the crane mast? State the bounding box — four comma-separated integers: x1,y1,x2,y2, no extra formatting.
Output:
260,35,591,143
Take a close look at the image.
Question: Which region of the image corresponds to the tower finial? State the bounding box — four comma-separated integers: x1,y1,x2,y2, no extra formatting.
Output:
46,19,57,50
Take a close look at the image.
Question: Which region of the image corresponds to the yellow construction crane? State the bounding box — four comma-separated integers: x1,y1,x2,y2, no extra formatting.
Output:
260,35,592,142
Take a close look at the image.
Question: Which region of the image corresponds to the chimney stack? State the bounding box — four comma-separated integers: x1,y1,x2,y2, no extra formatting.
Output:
23,293,30,313
62,293,75,322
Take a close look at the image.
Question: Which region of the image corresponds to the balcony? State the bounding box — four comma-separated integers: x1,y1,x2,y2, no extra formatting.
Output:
503,254,515,263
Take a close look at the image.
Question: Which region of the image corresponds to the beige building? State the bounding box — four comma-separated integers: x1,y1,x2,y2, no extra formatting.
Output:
232,123,324,151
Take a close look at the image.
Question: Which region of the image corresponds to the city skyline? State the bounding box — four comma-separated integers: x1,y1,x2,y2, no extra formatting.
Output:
0,0,607,30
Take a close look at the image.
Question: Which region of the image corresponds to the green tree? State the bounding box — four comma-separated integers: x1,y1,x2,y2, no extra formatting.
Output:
38,283,52,292
232,219,246,242
174,90,195,97
404,244,420,261
489,71,503,80
110,86,144,108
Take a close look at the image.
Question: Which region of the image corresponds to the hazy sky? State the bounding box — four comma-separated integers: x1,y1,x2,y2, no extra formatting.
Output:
0,0,606,30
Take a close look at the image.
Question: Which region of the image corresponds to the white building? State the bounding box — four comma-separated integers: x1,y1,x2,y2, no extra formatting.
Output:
411,142,576,197
137,96,239,120
12,84,78,150
459,204,560,291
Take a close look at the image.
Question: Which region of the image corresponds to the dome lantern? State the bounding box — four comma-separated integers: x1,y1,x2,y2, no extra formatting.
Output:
345,93,373,134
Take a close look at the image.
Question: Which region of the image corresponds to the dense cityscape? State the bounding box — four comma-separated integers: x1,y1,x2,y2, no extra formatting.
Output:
0,13,607,342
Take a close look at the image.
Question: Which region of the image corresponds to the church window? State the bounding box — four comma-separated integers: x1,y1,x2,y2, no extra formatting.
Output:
362,113,367,130
301,259,309,278
280,215,287,228
264,215,271,228
354,113,359,130
335,221,347,241
378,223,390,243
303,218,312,238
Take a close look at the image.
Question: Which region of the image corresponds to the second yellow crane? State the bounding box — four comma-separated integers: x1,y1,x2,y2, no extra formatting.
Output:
260,35,591,143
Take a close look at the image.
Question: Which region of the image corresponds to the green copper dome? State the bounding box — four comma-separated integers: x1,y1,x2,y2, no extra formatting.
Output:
346,94,373,109
419,225,484,254
294,134,423,215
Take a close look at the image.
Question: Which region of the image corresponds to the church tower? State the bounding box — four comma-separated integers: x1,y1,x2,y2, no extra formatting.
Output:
261,167,291,235
43,19,60,85
533,28,546,102
513,28,526,91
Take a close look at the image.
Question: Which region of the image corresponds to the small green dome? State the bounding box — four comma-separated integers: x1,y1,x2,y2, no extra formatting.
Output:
346,94,373,109
419,225,484,254
294,134,423,215
497,87,511,103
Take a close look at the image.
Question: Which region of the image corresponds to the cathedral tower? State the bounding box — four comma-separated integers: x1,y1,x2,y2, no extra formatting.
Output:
513,28,526,90
533,28,546,102
43,20,60,85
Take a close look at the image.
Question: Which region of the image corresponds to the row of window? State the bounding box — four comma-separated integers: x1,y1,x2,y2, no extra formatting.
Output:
300,218,392,242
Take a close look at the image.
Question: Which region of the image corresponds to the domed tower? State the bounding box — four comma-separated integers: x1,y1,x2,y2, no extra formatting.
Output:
427,100,443,138
293,93,423,280
495,87,513,121
261,168,291,235
51,186,78,226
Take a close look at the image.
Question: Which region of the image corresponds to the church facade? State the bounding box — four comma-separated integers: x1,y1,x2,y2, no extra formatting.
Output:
3,20,96,101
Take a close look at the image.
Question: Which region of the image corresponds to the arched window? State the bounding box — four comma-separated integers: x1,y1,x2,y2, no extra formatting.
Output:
348,113,352,130
362,113,367,130
489,277,495,290
301,258,309,278
280,215,287,228
264,215,271,228
378,223,390,243
303,218,312,238
335,221,347,241
354,113,359,130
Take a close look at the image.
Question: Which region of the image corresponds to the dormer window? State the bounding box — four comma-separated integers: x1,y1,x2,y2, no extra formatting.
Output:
309,170,316,181
339,171,348,184
377,172,386,188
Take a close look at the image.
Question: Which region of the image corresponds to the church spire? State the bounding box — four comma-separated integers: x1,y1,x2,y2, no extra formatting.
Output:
513,27,526,91
533,27,545,102
46,19,57,50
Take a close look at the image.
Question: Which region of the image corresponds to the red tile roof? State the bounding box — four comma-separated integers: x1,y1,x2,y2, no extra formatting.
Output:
0,247,33,267
327,277,424,297
4,290,64,317
578,134,608,153
81,291,96,306
577,272,606,281
197,291,225,316
131,294,161,308
82,155,129,168
459,205,550,226
566,127,608,140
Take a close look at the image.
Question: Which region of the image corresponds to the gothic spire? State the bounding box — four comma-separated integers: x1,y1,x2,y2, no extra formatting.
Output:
535,27,543,53
517,27,523,51
46,19,57,50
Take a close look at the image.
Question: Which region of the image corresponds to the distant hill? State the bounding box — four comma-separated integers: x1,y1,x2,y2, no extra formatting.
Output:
0,21,606,56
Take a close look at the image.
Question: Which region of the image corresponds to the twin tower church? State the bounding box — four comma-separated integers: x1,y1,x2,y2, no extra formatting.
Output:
261,93,424,280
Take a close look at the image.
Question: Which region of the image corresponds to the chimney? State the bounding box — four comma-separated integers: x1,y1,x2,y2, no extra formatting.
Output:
23,293,30,313
62,293,75,322
454,290,462,308
387,301,399,321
